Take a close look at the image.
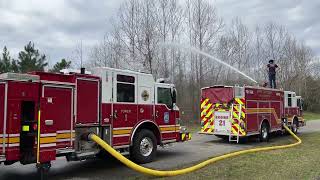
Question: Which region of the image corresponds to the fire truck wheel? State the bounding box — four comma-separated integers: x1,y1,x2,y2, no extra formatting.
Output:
260,122,269,142
130,129,157,164
292,120,299,134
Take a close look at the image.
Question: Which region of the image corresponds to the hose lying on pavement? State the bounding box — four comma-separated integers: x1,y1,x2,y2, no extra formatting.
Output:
89,125,301,177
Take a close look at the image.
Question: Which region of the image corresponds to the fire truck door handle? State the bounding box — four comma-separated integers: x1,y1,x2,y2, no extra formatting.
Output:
125,114,127,121
155,111,159,118
114,110,118,119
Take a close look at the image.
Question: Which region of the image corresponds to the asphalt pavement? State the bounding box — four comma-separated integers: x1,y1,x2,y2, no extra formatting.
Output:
1,120,319,180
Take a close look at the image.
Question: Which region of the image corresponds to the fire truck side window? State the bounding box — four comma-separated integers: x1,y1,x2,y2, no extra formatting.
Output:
157,87,172,109
288,94,292,107
117,75,135,103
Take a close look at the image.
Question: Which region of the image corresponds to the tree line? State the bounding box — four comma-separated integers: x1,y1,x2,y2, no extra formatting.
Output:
0,41,71,74
87,0,320,117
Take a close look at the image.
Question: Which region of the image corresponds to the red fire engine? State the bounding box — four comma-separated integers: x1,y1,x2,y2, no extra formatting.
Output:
200,85,305,142
0,67,190,174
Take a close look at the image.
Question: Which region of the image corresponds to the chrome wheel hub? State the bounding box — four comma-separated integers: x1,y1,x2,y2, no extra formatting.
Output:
262,127,268,139
292,123,298,133
140,137,153,157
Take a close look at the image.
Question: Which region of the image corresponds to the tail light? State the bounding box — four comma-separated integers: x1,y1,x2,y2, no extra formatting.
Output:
33,123,38,131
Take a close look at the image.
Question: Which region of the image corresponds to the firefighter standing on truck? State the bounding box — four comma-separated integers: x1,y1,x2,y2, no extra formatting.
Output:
267,59,278,89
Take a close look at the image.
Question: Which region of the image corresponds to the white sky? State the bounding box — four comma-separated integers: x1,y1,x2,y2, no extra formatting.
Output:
0,0,319,66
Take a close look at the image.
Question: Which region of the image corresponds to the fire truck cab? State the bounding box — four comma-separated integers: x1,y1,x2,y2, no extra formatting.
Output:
0,67,190,175
200,85,305,143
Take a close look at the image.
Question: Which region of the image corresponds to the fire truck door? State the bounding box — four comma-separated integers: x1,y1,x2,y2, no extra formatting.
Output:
38,86,73,163
112,73,138,146
155,84,176,140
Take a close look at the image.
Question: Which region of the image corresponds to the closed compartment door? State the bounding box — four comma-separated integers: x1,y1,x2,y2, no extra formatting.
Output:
39,86,73,162
76,78,99,125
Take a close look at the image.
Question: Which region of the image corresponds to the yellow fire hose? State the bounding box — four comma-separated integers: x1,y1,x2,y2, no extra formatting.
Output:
89,125,301,177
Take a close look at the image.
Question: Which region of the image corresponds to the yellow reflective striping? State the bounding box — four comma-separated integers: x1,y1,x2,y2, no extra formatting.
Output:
113,129,132,135
235,98,244,105
233,112,239,119
205,110,212,118
246,108,281,123
57,133,74,139
204,103,212,113
207,127,213,133
160,127,176,132
201,99,209,109
0,137,20,144
40,137,56,144
8,137,20,143
231,128,238,135
241,112,245,118
201,103,213,121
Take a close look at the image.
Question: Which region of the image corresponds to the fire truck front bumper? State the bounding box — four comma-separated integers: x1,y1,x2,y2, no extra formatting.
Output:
178,126,192,142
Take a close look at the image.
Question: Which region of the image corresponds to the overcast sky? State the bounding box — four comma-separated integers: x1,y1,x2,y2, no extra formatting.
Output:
0,0,319,67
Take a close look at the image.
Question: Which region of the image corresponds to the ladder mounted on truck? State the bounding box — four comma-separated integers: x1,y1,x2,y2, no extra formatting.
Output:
228,103,242,143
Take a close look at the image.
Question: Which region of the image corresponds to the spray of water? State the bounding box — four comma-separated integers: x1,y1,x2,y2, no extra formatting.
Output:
161,43,258,84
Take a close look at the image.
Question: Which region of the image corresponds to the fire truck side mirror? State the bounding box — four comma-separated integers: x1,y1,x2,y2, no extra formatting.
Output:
171,88,177,104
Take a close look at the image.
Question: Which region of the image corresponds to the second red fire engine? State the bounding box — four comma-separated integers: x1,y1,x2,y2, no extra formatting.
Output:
200,85,305,142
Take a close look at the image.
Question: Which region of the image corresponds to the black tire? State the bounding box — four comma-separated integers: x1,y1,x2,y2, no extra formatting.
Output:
291,119,299,134
260,122,269,142
130,129,157,164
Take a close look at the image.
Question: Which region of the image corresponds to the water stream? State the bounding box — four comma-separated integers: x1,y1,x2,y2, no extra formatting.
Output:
161,43,258,84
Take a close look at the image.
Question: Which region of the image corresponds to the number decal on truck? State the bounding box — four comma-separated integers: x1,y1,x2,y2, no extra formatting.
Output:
219,120,225,126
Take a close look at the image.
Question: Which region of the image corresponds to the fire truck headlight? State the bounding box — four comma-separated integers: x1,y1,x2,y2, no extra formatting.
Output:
179,126,187,133
282,118,287,124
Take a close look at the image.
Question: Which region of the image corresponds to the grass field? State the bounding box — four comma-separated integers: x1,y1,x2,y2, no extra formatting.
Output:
131,132,320,180
151,132,320,180
303,111,320,121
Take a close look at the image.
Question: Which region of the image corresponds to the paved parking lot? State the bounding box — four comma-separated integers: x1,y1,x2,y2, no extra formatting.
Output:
1,120,319,180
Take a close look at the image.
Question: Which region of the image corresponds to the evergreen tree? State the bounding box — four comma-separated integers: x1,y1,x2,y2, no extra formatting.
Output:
0,46,12,73
49,59,72,72
17,41,48,73
11,60,19,73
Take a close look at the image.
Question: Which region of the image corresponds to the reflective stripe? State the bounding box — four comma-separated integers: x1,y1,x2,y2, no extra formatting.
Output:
113,129,131,135
8,143,19,147
40,143,56,148
161,131,176,134
40,133,57,137
113,134,130,138
40,137,56,144
160,127,176,132
57,138,75,142
57,130,75,133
